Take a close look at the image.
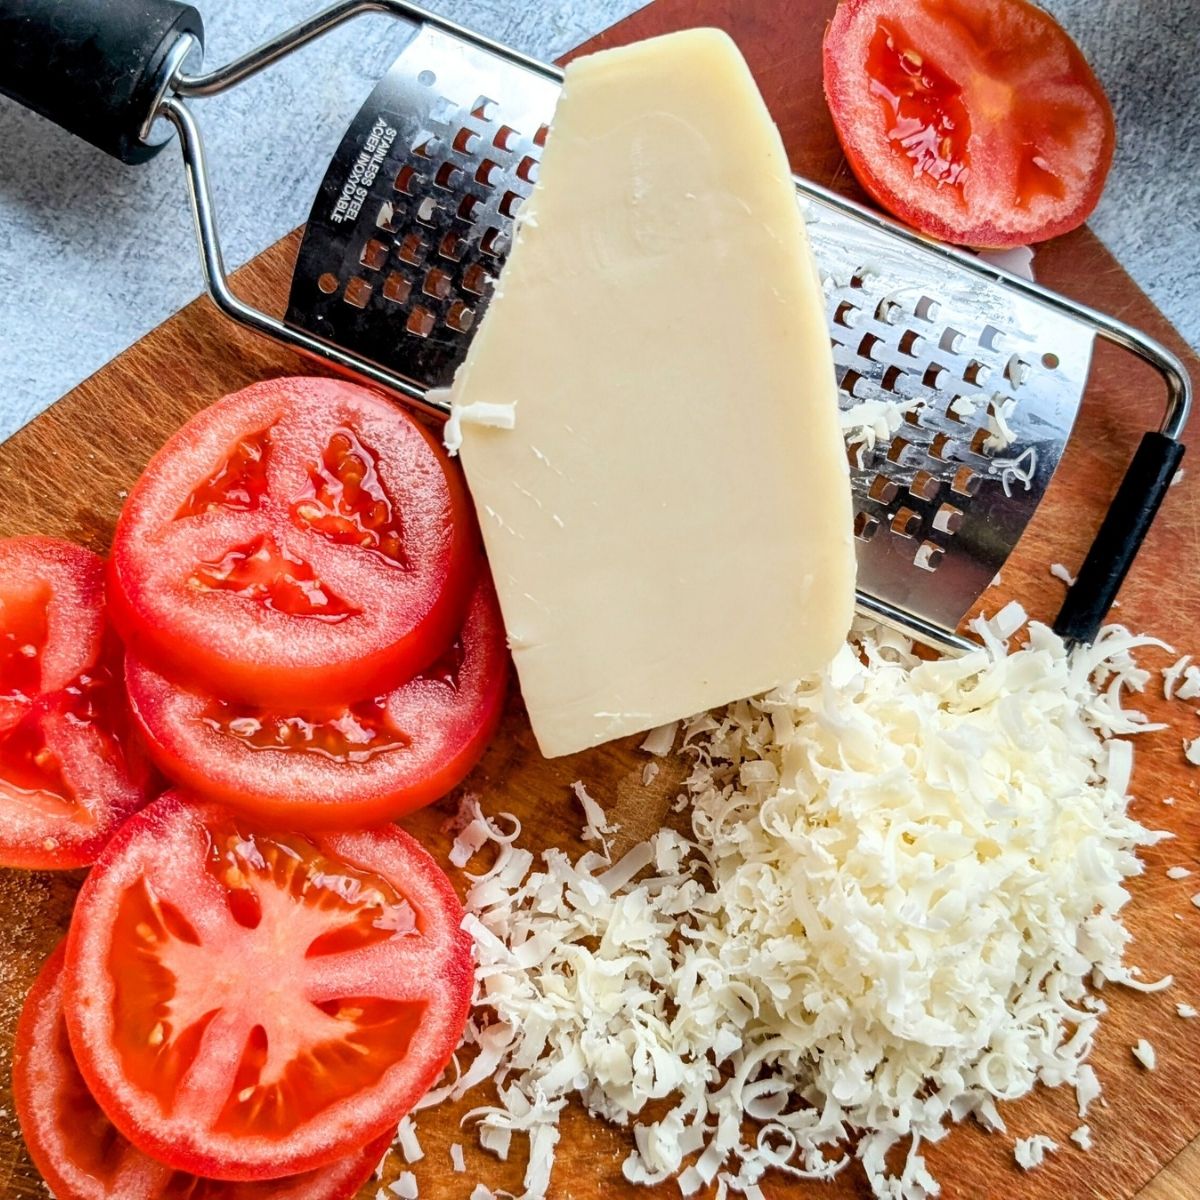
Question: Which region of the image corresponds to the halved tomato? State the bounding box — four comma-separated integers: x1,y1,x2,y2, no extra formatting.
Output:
109,377,477,706
64,794,472,1181
125,571,509,827
15,944,391,1199
823,0,1115,246
0,538,156,869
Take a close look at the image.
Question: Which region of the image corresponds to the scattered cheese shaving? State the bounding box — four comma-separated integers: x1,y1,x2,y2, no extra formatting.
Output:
435,617,1170,1200
1014,1135,1058,1170
1132,1039,1157,1070
1070,1125,1092,1151
397,1116,423,1163
443,400,518,457
451,1143,466,1172
1177,1004,1197,1019
1167,866,1193,880
1185,737,1200,766
1171,467,1185,487
642,762,660,786
391,1172,418,1199
1176,665,1200,701
839,397,923,452
1050,563,1078,588
572,781,612,850
1192,894,1200,909
640,722,679,757
976,245,1036,281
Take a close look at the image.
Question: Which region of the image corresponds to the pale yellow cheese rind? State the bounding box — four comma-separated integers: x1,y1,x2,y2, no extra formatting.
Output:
450,28,856,757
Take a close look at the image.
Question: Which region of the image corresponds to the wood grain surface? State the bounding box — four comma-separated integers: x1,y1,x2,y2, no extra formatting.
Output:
1,1,1198,1197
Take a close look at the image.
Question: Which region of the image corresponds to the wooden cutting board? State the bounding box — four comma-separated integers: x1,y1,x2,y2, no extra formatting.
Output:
1,1,1198,1197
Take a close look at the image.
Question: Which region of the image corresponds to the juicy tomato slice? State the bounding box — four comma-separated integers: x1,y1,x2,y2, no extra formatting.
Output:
15,945,391,1200
822,0,1115,246
125,571,509,827
64,794,473,1181
109,377,478,706
0,538,156,869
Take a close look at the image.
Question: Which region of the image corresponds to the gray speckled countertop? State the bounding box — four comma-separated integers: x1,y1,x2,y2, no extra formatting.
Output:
0,0,1195,441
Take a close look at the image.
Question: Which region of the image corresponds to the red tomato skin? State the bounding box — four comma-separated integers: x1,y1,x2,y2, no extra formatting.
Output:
62,793,474,1182
822,0,1116,247
14,944,391,1200
108,376,479,707
124,571,509,828
0,537,158,869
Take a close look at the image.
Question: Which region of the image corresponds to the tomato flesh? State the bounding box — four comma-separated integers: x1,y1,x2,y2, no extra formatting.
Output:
0,538,156,869
64,794,472,1181
109,377,478,706
823,0,1115,246
14,945,390,1200
125,571,509,827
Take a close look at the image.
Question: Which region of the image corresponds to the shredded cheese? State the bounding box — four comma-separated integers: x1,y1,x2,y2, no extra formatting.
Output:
433,614,1172,1200
1177,1003,1197,1019
390,1172,419,1199
1185,738,1200,766
1133,1039,1157,1070
1167,866,1193,880
1014,1135,1058,1170
396,1116,423,1163
1050,563,1078,588
443,400,518,457
1069,1124,1092,1151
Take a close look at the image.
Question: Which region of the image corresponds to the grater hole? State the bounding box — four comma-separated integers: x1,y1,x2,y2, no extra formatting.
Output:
412,134,441,158
945,396,968,423
480,227,507,258
899,330,925,357
406,306,436,338
428,95,458,125
317,273,339,295
963,359,990,385
869,474,898,504
394,164,419,195
914,296,941,322
438,231,465,262
877,299,902,325
415,197,439,226
969,428,993,456
457,195,482,221
910,470,940,501
1042,351,1060,370
423,266,452,300
951,467,980,497
914,540,944,571
462,262,490,296
922,363,947,389
847,440,868,470
834,301,860,328
383,273,412,304
980,324,1005,351
446,300,475,333
930,432,955,460
939,327,964,354
517,155,539,184
434,162,461,191
499,190,523,219
359,239,388,271
933,502,964,533
398,233,424,265
534,123,550,147
471,95,498,121
850,269,875,289
453,127,480,155
476,158,501,187
343,278,372,309
891,507,921,538
858,333,883,360
882,365,908,394
1006,354,1031,386
417,69,436,87
494,124,519,151
902,406,923,426
854,512,879,541
840,368,866,398
376,201,399,234
887,437,914,465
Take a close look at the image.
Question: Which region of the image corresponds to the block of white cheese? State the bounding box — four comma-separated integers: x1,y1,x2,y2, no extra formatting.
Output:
447,28,856,758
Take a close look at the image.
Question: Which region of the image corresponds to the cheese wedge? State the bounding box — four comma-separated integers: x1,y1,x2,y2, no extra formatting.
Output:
447,28,856,758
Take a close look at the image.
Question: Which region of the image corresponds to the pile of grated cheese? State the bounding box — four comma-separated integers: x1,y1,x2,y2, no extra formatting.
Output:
430,610,1178,1200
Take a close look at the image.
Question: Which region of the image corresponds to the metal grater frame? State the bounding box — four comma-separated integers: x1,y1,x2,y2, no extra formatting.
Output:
160,0,1192,655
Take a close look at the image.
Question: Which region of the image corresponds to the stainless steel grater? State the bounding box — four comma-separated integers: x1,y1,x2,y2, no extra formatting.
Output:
1,0,1191,654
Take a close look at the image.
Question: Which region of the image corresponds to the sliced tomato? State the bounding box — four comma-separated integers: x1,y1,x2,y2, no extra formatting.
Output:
0,537,156,869
109,377,477,706
64,794,472,1181
15,944,391,1200
822,0,1115,246
125,571,509,827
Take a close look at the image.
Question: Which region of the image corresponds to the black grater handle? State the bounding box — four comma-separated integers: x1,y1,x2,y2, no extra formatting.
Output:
0,0,203,165
1053,431,1186,645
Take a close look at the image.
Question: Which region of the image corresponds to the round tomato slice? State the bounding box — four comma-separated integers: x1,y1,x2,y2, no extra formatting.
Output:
64,794,472,1182
15,944,391,1200
0,538,156,869
822,0,1115,247
125,571,508,827
109,376,477,706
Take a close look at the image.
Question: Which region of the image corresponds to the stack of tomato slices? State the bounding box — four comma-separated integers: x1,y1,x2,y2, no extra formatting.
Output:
14,793,473,1197
113,375,509,829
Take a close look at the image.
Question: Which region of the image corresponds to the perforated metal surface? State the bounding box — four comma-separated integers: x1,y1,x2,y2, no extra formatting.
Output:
286,21,1095,639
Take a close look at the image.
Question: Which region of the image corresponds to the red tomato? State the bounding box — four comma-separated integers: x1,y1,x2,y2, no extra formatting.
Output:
64,793,472,1181
125,571,508,827
109,377,477,706
15,944,391,1200
0,537,156,869
822,0,1115,247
